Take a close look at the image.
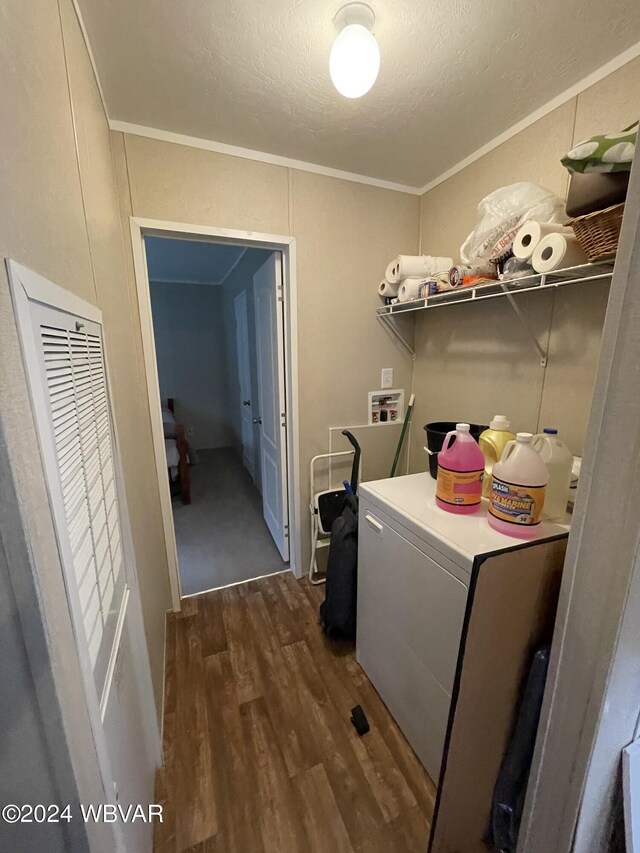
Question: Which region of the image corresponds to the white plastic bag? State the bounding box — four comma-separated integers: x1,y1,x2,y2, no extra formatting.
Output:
460,182,566,264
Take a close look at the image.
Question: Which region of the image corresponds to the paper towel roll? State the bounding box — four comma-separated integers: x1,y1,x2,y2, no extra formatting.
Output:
428,256,455,275
397,278,424,302
387,255,454,283
378,279,399,298
531,233,588,273
513,221,573,260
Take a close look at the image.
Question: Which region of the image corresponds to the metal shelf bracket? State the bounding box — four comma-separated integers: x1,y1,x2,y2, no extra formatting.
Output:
501,286,548,367
377,313,416,359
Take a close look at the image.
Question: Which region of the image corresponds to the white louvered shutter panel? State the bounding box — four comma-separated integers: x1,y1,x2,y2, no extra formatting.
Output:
35,306,125,700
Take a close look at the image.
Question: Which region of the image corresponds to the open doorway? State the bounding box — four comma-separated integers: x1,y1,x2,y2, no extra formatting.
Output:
140,232,293,597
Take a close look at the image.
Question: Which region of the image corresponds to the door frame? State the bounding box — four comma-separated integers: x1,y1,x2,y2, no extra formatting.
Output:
129,217,301,610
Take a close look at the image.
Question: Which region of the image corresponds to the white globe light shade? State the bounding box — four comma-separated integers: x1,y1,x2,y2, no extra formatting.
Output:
330,23,380,99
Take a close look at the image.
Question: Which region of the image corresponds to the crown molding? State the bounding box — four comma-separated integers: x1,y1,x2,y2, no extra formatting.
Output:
108,120,423,195
418,40,640,194
148,278,223,287
218,248,248,285
68,0,110,121
147,247,247,289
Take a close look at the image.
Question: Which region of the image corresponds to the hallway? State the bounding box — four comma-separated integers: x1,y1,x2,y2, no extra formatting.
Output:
173,448,288,595
154,573,436,852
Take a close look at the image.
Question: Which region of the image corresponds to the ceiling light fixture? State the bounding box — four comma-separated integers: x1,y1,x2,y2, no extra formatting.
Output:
329,3,380,99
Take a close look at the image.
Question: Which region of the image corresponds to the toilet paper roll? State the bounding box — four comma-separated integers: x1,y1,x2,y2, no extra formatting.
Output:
513,221,573,260
387,255,454,284
397,278,424,302
531,233,588,273
378,279,399,298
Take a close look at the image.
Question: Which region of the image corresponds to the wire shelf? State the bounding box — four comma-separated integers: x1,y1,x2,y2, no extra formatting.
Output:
376,261,615,317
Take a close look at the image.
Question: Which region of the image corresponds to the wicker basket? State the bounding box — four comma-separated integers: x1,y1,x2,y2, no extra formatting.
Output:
567,202,624,262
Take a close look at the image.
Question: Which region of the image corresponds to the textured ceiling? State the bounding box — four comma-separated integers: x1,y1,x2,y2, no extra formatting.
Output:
79,0,640,186
145,237,246,284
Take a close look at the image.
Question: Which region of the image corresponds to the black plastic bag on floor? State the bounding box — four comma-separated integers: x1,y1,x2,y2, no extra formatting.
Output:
319,494,359,640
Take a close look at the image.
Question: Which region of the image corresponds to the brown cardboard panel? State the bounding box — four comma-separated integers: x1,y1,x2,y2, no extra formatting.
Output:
430,538,567,853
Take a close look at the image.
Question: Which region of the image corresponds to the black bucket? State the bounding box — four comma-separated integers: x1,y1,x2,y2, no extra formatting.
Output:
424,422,488,480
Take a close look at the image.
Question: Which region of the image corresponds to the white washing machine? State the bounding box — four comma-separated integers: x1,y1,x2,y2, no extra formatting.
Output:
356,472,568,783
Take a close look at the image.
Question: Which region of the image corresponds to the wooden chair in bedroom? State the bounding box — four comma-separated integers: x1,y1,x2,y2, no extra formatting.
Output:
167,398,191,505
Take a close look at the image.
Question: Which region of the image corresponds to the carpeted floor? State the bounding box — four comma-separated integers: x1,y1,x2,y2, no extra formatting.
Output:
173,448,288,595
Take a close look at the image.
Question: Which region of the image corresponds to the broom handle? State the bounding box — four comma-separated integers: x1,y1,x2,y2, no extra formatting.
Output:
390,393,415,478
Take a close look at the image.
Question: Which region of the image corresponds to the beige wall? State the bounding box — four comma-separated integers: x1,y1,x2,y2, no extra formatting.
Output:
410,57,640,470
0,0,170,739
59,0,171,715
0,0,107,838
114,133,420,563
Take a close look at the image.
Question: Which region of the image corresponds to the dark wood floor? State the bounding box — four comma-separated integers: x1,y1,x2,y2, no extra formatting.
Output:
154,572,436,853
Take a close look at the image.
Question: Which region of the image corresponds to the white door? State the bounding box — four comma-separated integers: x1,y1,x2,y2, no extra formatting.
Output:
234,290,255,481
253,254,289,561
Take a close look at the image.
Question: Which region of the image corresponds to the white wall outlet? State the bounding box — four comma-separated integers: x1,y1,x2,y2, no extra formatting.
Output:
381,368,393,389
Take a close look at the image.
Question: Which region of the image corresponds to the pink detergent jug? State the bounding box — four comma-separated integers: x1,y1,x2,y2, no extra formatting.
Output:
436,423,485,514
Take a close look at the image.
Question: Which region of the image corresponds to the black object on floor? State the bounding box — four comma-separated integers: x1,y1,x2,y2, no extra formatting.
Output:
350,705,370,736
